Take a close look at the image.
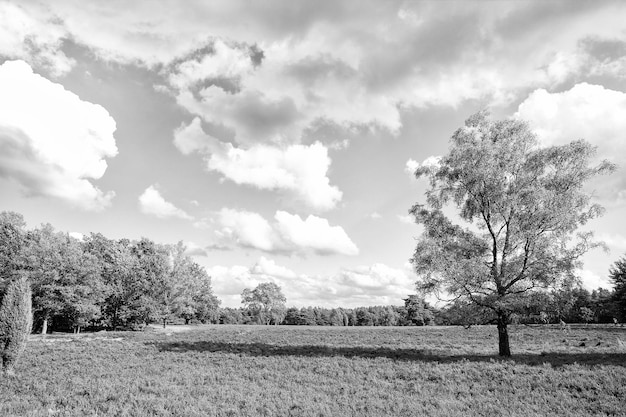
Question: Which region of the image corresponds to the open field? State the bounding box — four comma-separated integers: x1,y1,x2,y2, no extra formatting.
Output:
1,325,626,417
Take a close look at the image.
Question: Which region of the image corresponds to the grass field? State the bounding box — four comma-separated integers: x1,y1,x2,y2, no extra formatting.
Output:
1,324,625,416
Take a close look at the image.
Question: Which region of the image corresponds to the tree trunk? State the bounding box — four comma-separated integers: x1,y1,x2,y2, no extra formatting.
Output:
497,312,511,356
41,318,48,335
162,318,166,328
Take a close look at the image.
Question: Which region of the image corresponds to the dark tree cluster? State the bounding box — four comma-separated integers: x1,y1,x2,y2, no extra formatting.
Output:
218,294,437,326
436,284,620,326
0,211,220,333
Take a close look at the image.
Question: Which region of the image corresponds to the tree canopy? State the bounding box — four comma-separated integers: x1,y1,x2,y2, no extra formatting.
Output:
410,111,615,356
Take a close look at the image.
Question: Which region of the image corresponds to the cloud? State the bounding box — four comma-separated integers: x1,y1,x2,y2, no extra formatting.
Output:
174,118,342,211
516,83,626,204
370,212,381,219
251,256,297,279
0,60,117,210
578,269,611,291
209,259,416,308
597,233,626,254
183,241,208,257
274,211,359,256
213,208,358,256
397,214,414,225
215,208,277,252
516,83,626,153
0,3,74,76
8,1,626,153
138,185,192,220
405,156,441,178
167,39,257,90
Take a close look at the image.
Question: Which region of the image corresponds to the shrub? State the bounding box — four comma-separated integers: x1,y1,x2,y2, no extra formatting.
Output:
0,274,33,377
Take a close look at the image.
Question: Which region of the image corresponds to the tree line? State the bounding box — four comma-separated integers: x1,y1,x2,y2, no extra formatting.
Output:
226,281,625,327
0,211,220,333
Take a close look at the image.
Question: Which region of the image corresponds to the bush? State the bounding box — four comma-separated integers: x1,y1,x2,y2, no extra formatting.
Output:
0,274,32,377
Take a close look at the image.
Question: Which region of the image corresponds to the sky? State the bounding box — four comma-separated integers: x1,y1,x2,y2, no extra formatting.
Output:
1,0,625,308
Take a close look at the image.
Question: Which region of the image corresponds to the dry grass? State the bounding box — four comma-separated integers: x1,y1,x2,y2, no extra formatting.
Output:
1,324,625,416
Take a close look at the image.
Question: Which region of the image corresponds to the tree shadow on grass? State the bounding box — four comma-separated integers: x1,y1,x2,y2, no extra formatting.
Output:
150,340,626,368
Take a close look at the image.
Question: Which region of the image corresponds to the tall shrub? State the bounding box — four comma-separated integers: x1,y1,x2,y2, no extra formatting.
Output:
0,275,33,377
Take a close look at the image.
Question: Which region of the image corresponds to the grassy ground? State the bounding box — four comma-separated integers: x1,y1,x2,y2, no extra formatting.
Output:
1,324,625,416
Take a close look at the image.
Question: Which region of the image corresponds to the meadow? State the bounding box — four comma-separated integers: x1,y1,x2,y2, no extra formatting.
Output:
1,324,625,417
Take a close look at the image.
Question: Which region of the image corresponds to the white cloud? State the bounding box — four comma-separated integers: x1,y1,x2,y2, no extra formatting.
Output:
138,185,192,220
598,233,626,254
516,83,626,155
209,259,416,308
69,232,84,241
183,241,208,257
174,119,342,211
397,214,414,225
216,208,277,252
370,212,382,219
167,39,255,90
251,256,297,279
0,3,74,76
516,83,626,205
0,60,117,210
213,208,358,256
578,269,611,291
405,156,441,179
274,211,359,256
405,159,419,176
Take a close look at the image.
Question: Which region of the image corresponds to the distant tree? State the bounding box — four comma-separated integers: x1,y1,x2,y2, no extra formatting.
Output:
355,308,374,326
579,306,595,325
610,254,626,322
410,111,614,356
404,295,434,326
219,307,244,324
0,274,32,377
241,283,286,325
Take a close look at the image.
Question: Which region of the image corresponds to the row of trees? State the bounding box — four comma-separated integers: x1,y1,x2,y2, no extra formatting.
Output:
0,211,220,333
220,281,624,327
220,294,435,326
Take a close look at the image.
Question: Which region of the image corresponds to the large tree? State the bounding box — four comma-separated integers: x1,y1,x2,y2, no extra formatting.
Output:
410,111,615,356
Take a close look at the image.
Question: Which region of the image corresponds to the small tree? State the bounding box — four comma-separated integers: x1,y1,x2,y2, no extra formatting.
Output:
0,274,33,377
410,111,615,356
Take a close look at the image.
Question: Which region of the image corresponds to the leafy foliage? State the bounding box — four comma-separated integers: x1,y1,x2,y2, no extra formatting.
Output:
610,254,626,321
410,111,615,355
0,274,32,376
241,282,287,325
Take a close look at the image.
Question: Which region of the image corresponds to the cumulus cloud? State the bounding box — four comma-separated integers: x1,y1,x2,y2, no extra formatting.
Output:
183,241,209,257
516,83,626,154
138,185,192,220
597,233,626,254
251,256,297,279
0,3,74,76
7,1,626,154
174,118,342,211
405,156,441,178
397,214,414,225
209,259,416,308
274,211,359,255
213,208,358,256
516,83,626,204
0,60,117,210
